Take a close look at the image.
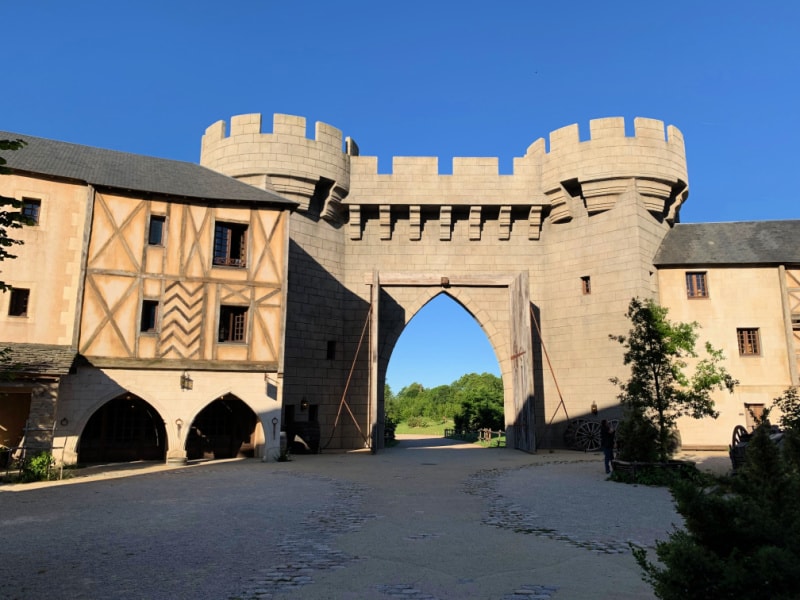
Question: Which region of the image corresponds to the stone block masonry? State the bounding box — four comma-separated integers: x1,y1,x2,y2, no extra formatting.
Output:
201,113,689,451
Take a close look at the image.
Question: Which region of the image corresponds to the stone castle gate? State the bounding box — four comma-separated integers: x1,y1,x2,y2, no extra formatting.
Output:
200,113,689,452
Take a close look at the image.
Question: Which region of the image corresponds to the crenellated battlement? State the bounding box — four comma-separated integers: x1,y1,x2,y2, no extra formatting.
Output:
201,113,689,230
203,113,347,155
201,114,352,219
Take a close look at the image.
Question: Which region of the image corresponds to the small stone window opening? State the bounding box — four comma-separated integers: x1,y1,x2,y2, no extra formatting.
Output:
140,300,159,332
686,272,708,298
8,288,30,316
213,222,248,268
737,328,761,356
22,198,41,225
148,215,166,246
327,340,336,360
581,276,591,295
219,305,248,343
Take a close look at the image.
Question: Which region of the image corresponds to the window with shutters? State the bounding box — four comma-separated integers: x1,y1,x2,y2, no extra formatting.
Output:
219,305,247,343
213,222,248,268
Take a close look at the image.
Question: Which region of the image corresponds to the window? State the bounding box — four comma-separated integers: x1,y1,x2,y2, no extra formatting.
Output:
581,276,591,295
737,328,761,355
218,305,247,342
327,340,336,360
8,288,30,316
22,198,41,225
745,404,765,431
213,222,248,268
140,300,159,332
686,272,708,298
148,215,165,246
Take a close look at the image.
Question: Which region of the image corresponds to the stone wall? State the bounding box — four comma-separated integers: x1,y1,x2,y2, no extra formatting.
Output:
201,113,689,450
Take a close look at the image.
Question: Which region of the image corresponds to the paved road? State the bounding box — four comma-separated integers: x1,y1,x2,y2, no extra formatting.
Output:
1,437,722,600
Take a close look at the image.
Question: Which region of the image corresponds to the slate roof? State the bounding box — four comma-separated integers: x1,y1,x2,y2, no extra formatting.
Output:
654,220,800,266
0,131,296,207
2,343,78,376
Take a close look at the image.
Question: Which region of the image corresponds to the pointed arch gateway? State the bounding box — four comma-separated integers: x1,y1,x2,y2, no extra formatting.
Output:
369,271,535,452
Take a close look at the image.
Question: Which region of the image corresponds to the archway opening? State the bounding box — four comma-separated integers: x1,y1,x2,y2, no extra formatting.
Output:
385,293,503,435
78,394,166,463
186,394,258,460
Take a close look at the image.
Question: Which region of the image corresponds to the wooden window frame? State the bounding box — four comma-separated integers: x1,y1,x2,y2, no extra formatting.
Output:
581,275,591,295
213,221,248,268
147,215,166,246
140,300,159,333
737,327,761,356
686,271,708,298
22,198,41,225
8,288,30,317
218,305,248,343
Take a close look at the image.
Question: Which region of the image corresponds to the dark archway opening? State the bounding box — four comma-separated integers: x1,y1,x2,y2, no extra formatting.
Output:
78,395,166,463
186,394,257,460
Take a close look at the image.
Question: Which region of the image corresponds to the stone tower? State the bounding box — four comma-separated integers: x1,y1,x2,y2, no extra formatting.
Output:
201,114,689,451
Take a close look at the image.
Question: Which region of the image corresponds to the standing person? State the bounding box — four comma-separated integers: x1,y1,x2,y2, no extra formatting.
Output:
600,419,615,474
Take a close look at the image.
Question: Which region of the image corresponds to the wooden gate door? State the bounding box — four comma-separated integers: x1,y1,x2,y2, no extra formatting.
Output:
369,270,382,452
509,272,535,452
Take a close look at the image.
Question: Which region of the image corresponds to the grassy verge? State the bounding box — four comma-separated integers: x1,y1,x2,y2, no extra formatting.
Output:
394,419,454,437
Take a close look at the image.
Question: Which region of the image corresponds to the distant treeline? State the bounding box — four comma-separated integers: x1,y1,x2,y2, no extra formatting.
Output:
385,372,504,431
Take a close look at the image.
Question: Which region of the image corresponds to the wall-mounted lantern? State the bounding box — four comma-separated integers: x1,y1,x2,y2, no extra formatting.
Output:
591,401,598,416
300,397,309,412
180,371,193,391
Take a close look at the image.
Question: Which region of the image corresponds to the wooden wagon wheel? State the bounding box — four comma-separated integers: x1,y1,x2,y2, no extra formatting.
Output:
732,424,749,447
563,419,586,450
574,420,602,452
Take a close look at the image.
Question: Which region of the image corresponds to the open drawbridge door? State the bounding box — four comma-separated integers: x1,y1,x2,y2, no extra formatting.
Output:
509,272,535,452
369,270,382,452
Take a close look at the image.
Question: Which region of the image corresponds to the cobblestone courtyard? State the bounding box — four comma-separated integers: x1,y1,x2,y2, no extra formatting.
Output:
1,437,721,599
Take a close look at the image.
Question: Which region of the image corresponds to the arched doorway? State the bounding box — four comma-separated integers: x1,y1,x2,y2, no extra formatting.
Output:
78,394,166,463
386,293,501,392
370,271,534,452
186,394,258,460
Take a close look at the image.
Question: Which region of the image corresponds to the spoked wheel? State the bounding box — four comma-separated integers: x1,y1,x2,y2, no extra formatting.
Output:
574,420,602,452
731,424,749,447
563,419,586,450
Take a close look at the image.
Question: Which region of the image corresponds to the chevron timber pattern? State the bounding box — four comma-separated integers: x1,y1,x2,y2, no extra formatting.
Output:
161,281,204,359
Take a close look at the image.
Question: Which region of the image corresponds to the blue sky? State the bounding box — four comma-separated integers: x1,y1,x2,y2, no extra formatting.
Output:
4,1,798,391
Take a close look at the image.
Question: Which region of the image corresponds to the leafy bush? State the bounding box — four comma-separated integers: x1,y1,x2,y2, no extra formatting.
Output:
773,386,800,431
384,416,397,443
614,410,660,463
405,416,429,428
20,451,54,482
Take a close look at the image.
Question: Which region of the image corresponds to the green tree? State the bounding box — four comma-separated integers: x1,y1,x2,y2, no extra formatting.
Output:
633,423,800,599
772,386,800,431
452,372,504,431
1,139,27,372
1,138,28,292
610,297,737,462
